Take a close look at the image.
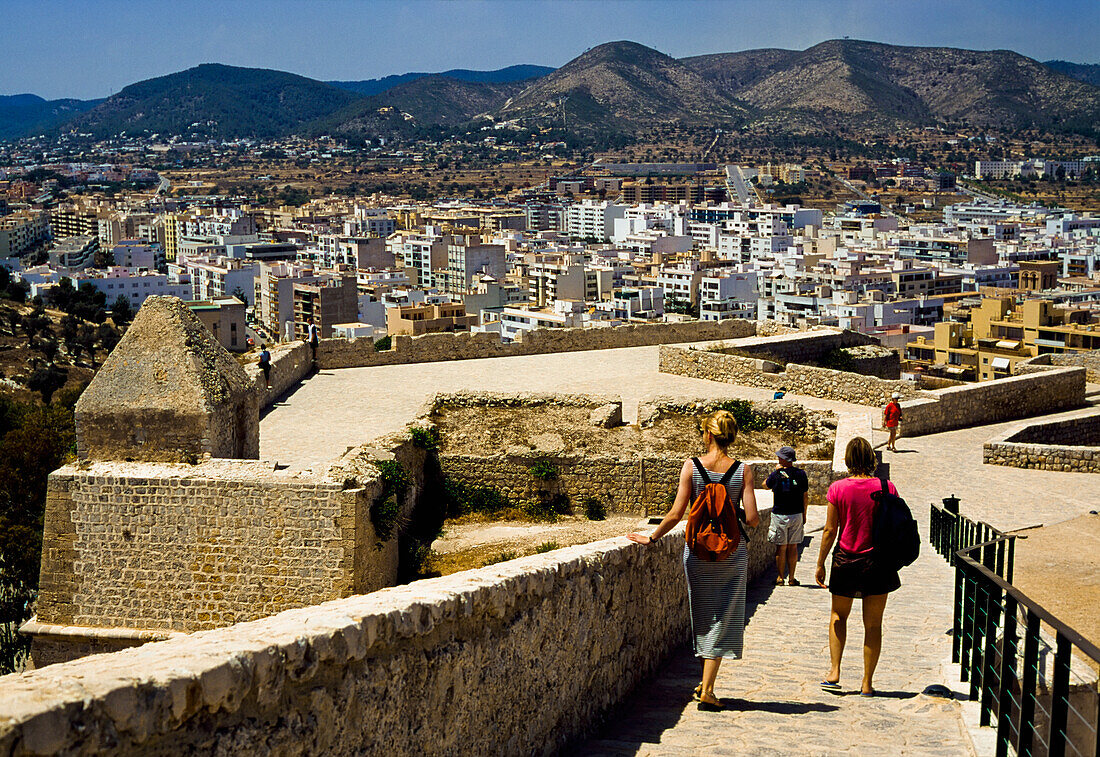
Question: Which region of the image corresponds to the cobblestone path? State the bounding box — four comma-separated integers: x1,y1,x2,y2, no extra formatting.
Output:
574,508,976,756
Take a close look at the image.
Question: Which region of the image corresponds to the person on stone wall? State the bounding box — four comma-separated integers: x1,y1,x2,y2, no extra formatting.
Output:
814,436,901,697
882,393,903,452
765,446,808,586
258,344,272,389
628,410,760,712
306,317,320,368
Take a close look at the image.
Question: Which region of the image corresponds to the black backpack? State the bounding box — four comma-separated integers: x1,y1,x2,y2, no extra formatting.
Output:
871,478,920,570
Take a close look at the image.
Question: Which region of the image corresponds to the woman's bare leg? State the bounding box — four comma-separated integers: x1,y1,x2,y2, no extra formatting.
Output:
861,593,889,694
827,595,853,683
700,657,722,702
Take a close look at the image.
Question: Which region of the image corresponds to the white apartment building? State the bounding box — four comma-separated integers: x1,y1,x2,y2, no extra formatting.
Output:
390,232,446,287
564,200,627,242
656,261,705,306
599,286,664,321
834,293,944,331
527,260,611,306
495,301,585,341
68,267,193,308
975,160,1091,180
48,236,99,270
175,256,260,305
699,268,758,322
110,239,162,270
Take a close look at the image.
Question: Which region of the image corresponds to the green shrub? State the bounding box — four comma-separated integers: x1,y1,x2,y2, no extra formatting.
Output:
583,497,607,521
442,477,512,518
528,459,558,481
714,399,768,432
483,551,519,566
821,347,856,373
534,541,560,554
370,460,409,544
525,492,569,522
408,426,441,451
369,496,400,544
373,335,392,352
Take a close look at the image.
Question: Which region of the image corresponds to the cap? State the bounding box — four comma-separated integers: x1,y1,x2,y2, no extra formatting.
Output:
891,392,901,399
777,446,796,462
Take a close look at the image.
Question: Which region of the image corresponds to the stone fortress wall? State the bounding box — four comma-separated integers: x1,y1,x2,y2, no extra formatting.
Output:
1016,351,1100,383
28,435,441,668
983,411,1100,474
660,337,1088,436
0,523,777,756
424,392,841,513
245,317,797,408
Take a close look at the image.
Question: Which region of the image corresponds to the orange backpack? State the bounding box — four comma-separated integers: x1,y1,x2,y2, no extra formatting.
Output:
686,458,746,562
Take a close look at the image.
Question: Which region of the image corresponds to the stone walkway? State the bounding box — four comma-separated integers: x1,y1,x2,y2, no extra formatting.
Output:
259,343,1100,755
573,508,975,756
260,345,873,470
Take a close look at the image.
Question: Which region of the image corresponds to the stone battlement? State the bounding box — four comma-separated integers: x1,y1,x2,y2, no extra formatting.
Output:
1,521,774,756
28,432,444,667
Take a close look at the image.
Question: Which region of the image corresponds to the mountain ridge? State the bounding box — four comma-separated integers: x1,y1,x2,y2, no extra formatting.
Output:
326,65,554,97
3,41,1099,142
61,63,361,139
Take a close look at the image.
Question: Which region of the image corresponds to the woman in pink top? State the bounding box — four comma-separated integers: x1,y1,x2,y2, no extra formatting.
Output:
814,436,901,696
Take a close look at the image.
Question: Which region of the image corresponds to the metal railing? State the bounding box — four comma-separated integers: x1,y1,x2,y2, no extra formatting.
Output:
930,501,1100,757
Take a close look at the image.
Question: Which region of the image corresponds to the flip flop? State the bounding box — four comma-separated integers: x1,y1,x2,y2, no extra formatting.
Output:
860,690,876,698
820,680,842,691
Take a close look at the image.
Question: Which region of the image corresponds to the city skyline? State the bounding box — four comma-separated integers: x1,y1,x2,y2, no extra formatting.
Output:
2,0,1098,100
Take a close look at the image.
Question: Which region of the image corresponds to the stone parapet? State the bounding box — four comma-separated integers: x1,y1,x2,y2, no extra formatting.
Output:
659,344,924,406
317,318,762,371
244,341,312,406
983,411,1100,473
901,367,1087,437
0,522,774,756
661,345,1088,437
1016,350,1100,383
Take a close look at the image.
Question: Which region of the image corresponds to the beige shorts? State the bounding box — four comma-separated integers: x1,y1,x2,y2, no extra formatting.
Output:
769,513,805,545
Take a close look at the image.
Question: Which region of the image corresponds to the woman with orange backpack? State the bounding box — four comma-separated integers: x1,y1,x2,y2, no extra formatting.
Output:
629,409,760,711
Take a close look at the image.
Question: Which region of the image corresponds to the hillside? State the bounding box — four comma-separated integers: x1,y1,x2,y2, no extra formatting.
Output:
63,64,362,139
496,41,748,133
684,40,1100,133
327,64,554,97
1045,60,1100,88
0,94,100,140
314,76,527,136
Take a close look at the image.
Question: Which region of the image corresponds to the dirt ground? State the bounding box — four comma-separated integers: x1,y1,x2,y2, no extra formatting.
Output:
426,515,647,575
433,405,833,461
1010,513,1100,654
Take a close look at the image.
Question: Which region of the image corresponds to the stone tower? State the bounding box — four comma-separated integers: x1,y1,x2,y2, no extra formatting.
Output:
74,296,259,461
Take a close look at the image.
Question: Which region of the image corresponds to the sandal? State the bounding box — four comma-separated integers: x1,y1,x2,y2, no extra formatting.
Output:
820,680,842,691
788,577,801,586
693,684,703,701
697,696,725,712
776,577,785,586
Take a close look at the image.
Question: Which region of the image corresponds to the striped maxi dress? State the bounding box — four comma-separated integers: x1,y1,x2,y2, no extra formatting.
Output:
683,461,748,659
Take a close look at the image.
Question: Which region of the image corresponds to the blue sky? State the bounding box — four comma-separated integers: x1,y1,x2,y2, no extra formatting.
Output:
3,0,1098,99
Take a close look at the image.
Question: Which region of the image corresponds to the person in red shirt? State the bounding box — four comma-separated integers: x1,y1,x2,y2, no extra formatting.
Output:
882,393,902,452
